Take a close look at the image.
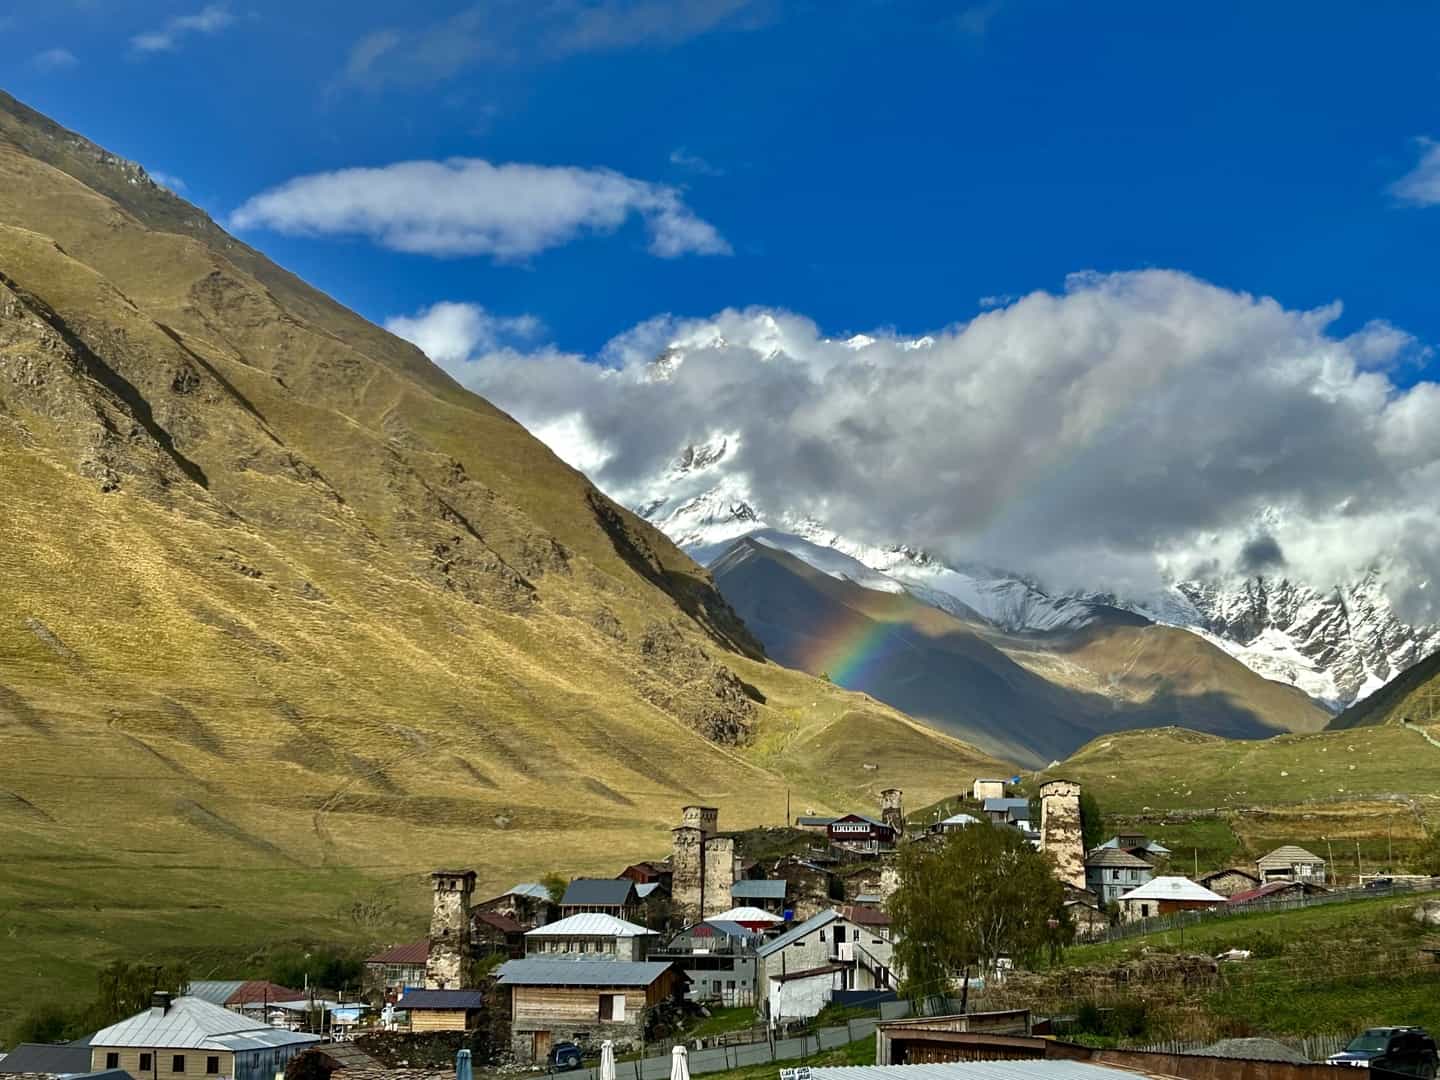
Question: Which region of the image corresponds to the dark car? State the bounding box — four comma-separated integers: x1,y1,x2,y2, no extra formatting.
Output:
548,1041,584,1072
1328,1027,1438,1077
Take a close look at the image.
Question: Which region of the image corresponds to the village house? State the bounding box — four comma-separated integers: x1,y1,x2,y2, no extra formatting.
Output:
363,940,429,1001
972,778,1009,801
754,907,897,1023
827,814,898,853
87,992,319,1080
619,861,672,888
730,878,788,914
1255,845,1327,885
1227,880,1328,905
1096,834,1172,865
395,989,486,1032
186,982,303,1015
472,911,527,959
1083,848,1154,905
930,812,981,835
770,857,842,919
524,912,657,960
982,798,1031,830
796,815,838,833
634,881,673,930
1115,876,1225,923
1065,897,1110,940
496,958,688,1063
652,919,765,1006
560,878,642,922
1196,867,1262,898
472,882,557,929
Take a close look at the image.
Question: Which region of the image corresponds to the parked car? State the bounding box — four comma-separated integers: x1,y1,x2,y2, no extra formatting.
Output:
1365,877,1395,891
1327,1027,1438,1076
548,1041,584,1072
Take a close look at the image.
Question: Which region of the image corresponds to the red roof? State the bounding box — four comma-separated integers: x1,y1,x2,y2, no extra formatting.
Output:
1227,881,1311,904
841,905,892,927
227,980,304,1005
475,911,525,934
366,939,429,965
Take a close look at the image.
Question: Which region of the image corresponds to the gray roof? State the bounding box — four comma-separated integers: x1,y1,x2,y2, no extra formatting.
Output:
700,920,754,939
508,882,552,900
1084,849,1153,869
796,816,838,826
396,989,485,1010
731,879,787,900
76,1072,134,1080
561,878,637,907
1257,845,1325,868
184,981,245,1007
635,883,665,899
89,997,321,1052
1198,1038,1308,1064
0,1043,94,1075
496,959,678,988
809,1064,1149,1080
982,798,1030,813
757,909,839,958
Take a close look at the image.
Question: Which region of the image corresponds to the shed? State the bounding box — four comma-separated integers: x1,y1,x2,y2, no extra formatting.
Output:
395,989,486,1033
1255,845,1327,885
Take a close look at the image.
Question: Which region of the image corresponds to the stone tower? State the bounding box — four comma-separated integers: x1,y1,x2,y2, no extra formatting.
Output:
672,805,734,924
880,788,904,837
425,869,476,989
1039,780,1085,890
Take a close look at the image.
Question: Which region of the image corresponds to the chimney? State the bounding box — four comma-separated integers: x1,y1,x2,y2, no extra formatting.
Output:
151,991,173,1017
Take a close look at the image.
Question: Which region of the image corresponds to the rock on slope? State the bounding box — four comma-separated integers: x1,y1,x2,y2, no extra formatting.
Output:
0,90,1009,1002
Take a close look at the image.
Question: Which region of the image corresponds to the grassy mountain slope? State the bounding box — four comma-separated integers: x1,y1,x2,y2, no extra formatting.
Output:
0,92,1009,1022
1330,650,1440,730
711,539,1328,764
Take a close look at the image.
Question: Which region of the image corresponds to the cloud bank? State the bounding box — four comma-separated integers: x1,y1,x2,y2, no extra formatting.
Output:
131,4,234,53
389,271,1440,620
231,158,730,260
1391,137,1440,207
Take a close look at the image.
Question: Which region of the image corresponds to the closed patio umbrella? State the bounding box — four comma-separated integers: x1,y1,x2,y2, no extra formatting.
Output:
670,1045,690,1080
455,1049,473,1080
601,1040,616,1080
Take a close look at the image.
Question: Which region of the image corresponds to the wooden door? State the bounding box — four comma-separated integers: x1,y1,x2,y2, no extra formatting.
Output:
533,1031,552,1062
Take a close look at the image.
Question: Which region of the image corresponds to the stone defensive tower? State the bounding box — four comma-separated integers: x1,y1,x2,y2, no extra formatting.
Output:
1038,780,1085,891
671,805,734,925
880,788,904,837
425,869,476,989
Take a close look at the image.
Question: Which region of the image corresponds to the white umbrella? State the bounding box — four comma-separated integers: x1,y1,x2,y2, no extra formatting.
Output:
601,1041,616,1080
670,1045,690,1080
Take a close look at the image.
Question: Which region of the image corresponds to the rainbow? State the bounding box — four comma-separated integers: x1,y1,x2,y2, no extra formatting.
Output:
792,614,919,688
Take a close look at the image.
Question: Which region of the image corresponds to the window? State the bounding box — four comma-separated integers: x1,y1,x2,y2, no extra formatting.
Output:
207,1058,220,1075
106,1053,120,1069
140,1054,153,1071
598,993,626,1021
173,1055,186,1073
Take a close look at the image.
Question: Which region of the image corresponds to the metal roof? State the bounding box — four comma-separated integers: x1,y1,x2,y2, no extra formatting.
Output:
936,813,980,827
1117,876,1225,903
0,1043,94,1074
526,912,654,937
508,882,552,899
89,997,320,1051
981,798,1030,813
1257,845,1325,868
796,816,838,826
1084,849,1153,869
698,920,757,940
366,939,429,965
731,879,787,899
396,990,485,1010
708,905,784,924
496,959,678,988
809,1062,1159,1080
757,909,839,958
185,981,245,1006
561,878,637,907
635,883,665,899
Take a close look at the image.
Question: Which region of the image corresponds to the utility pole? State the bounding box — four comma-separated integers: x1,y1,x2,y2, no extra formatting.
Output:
1356,840,1364,881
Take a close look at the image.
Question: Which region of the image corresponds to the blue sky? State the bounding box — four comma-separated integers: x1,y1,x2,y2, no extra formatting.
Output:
7,1,1440,373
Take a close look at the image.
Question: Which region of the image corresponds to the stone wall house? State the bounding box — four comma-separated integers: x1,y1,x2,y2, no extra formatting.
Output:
495,959,687,1063
770,858,840,920
1196,867,1262,898
472,883,558,930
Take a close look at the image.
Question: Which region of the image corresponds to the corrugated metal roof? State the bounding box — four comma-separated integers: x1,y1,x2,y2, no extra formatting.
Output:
185,980,245,1006
496,959,677,987
1257,845,1324,868
731,880,787,899
366,939,429,965
396,990,485,1010
89,997,319,1051
561,878,637,907
981,798,1030,813
508,882,552,900
1117,876,1224,903
0,1043,93,1074
757,909,839,958
708,906,784,924
936,813,980,827
1084,849,1153,869
209,1029,320,1052
526,912,654,937
810,1061,1155,1080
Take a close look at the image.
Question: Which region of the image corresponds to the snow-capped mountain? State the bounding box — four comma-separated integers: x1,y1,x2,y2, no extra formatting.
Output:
634,437,1440,713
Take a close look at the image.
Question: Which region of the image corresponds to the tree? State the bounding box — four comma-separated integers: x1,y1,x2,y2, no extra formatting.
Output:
264,946,363,993
889,822,1066,1001
95,960,191,1028
540,872,569,905
1079,790,1105,853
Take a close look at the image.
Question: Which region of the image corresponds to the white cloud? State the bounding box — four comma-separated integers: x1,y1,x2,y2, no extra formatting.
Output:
148,170,187,193
669,148,723,176
131,4,234,54
231,158,730,260
30,47,78,71
385,302,542,372
1389,137,1440,207
420,270,1440,622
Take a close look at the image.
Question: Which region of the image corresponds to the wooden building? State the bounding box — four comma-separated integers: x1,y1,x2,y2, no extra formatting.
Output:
827,814,898,853
396,988,485,1032
496,958,687,1062
363,939,429,1001
473,911,527,959
560,878,642,922
472,883,558,930
1256,845,1327,885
